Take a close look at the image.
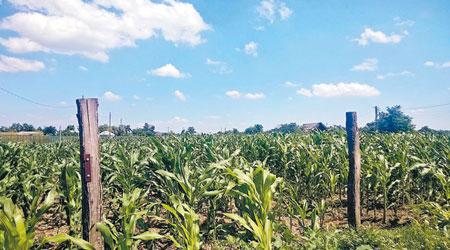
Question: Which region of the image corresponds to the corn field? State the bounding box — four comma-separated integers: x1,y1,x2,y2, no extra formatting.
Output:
0,131,449,249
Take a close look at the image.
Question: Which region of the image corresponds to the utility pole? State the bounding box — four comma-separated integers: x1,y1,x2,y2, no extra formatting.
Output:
346,112,361,230
109,112,112,138
59,126,61,141
374,106,379,131
374,106,378,122
76,98,104,249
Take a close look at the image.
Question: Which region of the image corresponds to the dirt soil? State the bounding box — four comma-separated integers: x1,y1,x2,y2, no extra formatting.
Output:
35,196,414,249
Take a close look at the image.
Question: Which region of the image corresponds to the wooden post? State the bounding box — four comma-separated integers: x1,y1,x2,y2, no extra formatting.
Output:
76,98,104,249
346,112,361,229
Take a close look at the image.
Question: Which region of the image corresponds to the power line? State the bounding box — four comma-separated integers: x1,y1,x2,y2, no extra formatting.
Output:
404,102,450,110
0,86,73,109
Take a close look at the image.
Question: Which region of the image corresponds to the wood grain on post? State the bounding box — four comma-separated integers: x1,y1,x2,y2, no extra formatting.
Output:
346,112,361,229
76,98,104,249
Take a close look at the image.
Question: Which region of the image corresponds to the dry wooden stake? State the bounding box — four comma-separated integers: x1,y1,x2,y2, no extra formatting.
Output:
76,98,104,249
346,111,361,229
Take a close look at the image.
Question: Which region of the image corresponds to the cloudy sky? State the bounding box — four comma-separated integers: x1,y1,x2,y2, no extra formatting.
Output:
0,0,449,132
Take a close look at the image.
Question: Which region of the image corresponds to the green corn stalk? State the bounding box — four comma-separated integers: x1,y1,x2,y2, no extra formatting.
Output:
224,164,282,250
152,196,202,250
0,189,93,250
97,188,165,250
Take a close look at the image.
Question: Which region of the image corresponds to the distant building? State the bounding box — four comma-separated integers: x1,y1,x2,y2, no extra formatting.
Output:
17,131,44,136
302,122,327,131
99,131,115,138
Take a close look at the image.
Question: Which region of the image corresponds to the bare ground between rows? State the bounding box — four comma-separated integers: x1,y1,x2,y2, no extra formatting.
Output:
35,196,413,249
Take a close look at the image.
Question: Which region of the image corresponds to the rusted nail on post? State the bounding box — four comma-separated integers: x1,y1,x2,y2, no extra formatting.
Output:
76,98,104,249
346,111,361,229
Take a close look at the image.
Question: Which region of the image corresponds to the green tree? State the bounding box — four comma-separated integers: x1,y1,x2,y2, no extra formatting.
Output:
22,123,35,131
182,126,196,134
244,124,263,134
272,122,300,133
43,126,57,135
366,105,415,132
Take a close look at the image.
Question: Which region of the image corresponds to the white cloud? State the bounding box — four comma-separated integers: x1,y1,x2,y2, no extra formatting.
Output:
0,55,45,72
225,90,264,100
353,28,404,46
206,58,231,74
296,88,312,97
244,41,258,56
442,62,450,68
225,90,241,99
59,101,67,106
397,20,414,26
283,81,298,87
148,64,189,78
254,26,265,31
244,93,265,99
256,0,292,23
174,90,186,101
0,0,210,62
424,61,435,67
376,71,414,80
133,95,141,100
278,2,293,20
103,91,121,101
351,58,378,71
256,0,276,23
424,61,450,69
79,66,88,71
297,82,380,97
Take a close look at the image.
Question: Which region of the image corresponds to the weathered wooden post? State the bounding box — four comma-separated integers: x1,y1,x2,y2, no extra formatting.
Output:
346,112,361,229
76,98,104,249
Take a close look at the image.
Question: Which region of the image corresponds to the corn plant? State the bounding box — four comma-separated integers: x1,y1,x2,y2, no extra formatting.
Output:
97,188,165,250
153,196,202,250
224,163,282,250
0,190,93,250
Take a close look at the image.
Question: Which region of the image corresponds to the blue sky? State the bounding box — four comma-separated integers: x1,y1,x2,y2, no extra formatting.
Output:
0,0,449,132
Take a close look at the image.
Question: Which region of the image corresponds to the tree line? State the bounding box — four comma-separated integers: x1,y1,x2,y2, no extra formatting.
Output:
0,106,445,136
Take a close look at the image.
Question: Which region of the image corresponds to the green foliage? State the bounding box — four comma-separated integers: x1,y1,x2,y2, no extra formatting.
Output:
301,225,450,250
0,191,93,250
97,188,164,250
43,126,57,135
153,197,202,250
366,105,415,132
244,124,264,134
224,164,282,250
271,123,301,133
1,131,449,249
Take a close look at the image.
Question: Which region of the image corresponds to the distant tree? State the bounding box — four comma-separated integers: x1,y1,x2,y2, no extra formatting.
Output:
182,126,196,134
187,127,196,134
419,126,433,132
10,123,23,132
125,125,132,134
43,126,57,135
98,124,109,133
232,128,239,134
244,124,263,134
133,123,156,136
22,123,35,131
365,105,415,132
62,125,77,136
272,123,299,133
143,123,155,133
66,125,75,131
